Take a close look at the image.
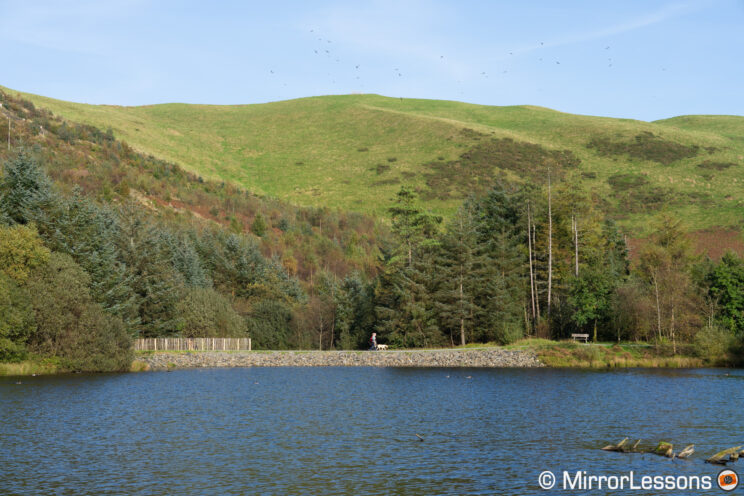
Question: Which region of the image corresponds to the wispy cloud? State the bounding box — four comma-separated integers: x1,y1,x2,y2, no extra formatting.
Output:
501,0,714,60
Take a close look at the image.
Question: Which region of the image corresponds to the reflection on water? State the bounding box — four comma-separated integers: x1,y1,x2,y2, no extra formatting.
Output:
1,367,741,495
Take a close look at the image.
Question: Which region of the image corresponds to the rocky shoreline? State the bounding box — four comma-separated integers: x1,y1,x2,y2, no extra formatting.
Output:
138,348,543,370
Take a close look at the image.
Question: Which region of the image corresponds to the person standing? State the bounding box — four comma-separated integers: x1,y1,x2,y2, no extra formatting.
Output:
369,332,378,351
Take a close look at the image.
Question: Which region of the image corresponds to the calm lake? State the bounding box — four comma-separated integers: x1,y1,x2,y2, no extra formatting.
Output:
1,367,741,495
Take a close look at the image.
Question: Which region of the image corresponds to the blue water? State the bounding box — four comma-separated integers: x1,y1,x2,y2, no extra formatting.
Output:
1,367,742,495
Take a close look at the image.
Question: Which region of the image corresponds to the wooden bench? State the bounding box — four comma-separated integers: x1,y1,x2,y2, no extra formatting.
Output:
571,333,589,343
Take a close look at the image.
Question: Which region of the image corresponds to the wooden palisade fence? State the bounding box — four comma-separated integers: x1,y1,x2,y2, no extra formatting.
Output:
134,337,252,352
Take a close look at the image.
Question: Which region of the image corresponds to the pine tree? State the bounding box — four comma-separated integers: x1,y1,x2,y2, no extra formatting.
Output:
376,187,443,347
39,191,139,328
116,204,185,337
388,186,441,267
251,212,268,237
160,229,211,288
0,148,53,225
477,230,526,344
374,246,442,348
434,204,484,346
470,185,527,343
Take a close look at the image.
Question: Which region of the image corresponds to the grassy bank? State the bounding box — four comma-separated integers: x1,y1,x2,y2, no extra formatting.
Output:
0,358,60,376
0,341,717,375
505,338,706,368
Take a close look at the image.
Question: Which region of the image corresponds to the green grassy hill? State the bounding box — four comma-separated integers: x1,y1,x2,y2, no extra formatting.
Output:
5,86,744,239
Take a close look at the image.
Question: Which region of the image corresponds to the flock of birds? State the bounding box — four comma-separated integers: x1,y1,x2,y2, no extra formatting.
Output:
262,29,643,95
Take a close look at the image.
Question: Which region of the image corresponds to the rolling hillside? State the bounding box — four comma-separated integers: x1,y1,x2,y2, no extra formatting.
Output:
4,86,744,241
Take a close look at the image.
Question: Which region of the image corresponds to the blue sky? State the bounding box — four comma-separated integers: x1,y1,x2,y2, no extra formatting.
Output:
1,0,742,120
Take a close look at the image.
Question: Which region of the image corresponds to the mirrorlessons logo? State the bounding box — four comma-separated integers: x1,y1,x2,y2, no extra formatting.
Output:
538,470,717,491
717,469,738,491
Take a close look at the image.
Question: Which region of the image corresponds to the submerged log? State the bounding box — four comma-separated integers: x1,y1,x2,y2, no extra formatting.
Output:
655,442,674,458
601,439,694,459
706,446,743,465
602,438,629,452
677,445,695,459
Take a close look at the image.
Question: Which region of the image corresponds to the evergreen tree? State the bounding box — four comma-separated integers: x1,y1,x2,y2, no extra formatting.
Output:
374,245,443,348
251,212,268,237
39,192,138,327
161,229,211,288
471,185,527,343
477,230,526,344
0,149,53,225
434,204,484,346
335,273,376,349
116,204,185,337
388,186,441,267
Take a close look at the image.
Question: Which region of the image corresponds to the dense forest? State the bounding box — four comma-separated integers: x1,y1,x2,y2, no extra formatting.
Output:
1,89,743,371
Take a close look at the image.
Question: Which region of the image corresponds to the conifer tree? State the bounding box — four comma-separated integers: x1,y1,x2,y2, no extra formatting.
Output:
0,148,53,225
434,204,483,346
40,192,138,328
116,204,185,337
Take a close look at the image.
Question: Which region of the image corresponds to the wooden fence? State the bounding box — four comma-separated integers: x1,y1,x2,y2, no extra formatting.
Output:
134,337,252,352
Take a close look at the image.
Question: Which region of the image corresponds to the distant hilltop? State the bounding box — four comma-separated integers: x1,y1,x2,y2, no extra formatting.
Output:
4,86,744,250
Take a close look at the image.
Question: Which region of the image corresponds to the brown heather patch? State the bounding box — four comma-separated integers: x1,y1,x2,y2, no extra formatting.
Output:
627,227,744,260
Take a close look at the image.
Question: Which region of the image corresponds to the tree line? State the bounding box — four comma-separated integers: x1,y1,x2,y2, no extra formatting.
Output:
2,149,744,370
0,149,304,370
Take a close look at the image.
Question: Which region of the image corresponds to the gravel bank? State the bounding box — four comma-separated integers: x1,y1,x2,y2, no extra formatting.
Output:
138,349,543,370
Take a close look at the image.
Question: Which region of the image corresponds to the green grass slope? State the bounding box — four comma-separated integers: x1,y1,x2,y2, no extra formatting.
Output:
5,86,744,236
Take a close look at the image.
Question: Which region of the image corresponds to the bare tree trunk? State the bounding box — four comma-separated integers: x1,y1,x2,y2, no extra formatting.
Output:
459,276,465,346
533,223,541,322
653,273,662,341
573,214,579,277
547,169,553,324
318,311,324,350
670,301,676,354
527,202,536,325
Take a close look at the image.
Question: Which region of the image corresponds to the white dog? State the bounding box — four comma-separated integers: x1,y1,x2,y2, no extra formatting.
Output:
377,344,388,350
